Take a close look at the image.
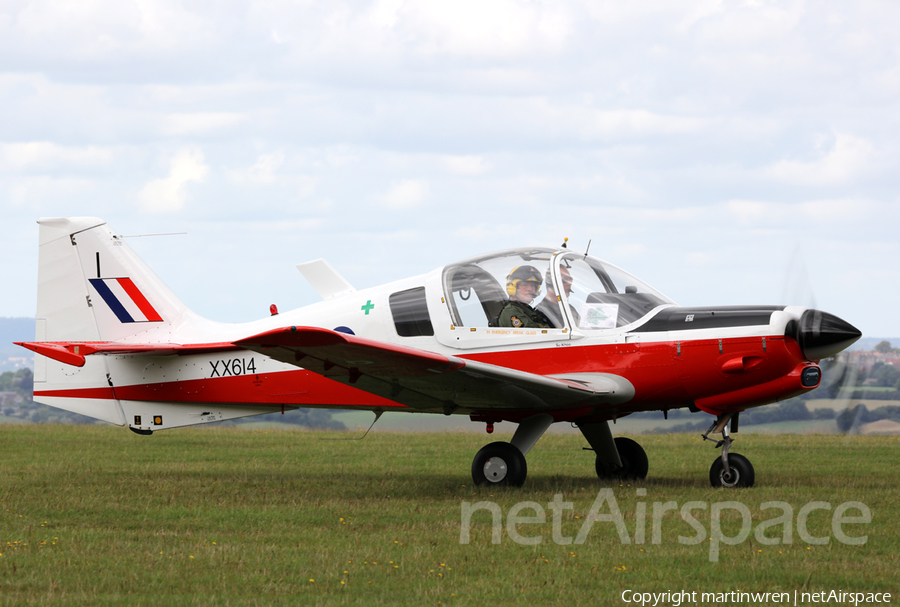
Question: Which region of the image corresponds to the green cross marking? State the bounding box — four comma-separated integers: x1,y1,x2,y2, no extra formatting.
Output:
361,300,375,315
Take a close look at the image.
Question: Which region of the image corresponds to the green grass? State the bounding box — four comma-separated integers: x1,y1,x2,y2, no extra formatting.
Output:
1,426,898,606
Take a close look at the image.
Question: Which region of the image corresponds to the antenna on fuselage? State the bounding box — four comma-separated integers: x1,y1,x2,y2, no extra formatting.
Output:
120,232,188,238
584,239,592,259
320,410,383,441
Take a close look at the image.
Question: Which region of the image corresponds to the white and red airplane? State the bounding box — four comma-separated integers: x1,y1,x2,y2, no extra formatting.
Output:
18,217,861,488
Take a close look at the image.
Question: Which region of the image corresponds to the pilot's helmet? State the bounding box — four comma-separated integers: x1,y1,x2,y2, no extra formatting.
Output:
506,265,543,297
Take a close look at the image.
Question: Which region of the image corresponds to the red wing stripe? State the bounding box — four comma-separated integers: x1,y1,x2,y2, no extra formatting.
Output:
116,278,163,322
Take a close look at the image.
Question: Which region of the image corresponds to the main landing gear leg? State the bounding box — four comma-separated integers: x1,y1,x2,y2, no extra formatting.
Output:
580,421,649,481
703,412,754,488
471,414,553,487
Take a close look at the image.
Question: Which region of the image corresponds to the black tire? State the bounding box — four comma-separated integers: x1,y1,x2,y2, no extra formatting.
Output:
709,453,755,488
472,442,527,487
596,437,649,480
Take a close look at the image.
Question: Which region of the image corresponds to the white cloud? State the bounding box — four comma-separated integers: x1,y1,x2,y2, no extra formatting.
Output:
7,175,97,207
0,142,114,171
725,197,885,228
4,0,214,62
369,0,405,29
161,112,245,137
726,199,771,225
585,109,707,138
138,148,209,213
767,133,877,185
234,218,326,234
453,223,526,243
2,0,900,335
381,179,429,209
692,1,804,45
324,148,359,169
229,151,285,185
294,175,319,199
250,152,284,183
405,0,571,58
441,155,491,176
132,0,214,52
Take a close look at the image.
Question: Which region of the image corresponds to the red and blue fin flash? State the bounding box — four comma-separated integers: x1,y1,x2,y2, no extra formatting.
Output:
89,278,163,323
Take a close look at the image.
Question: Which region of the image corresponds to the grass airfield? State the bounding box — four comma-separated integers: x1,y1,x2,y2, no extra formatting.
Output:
1,425,897,606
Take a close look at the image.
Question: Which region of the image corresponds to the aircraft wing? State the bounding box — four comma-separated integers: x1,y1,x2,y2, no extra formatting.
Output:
235,326,623,413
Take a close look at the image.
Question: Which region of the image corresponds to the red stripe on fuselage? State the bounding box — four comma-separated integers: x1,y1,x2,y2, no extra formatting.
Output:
36,335,813,418
38,370,406,410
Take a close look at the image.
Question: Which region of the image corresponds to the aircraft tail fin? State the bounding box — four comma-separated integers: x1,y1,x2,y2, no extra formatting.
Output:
29,217,198,425
36,217,194,343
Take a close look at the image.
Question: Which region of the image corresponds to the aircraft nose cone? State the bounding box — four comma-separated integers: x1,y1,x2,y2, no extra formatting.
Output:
793,309,862,361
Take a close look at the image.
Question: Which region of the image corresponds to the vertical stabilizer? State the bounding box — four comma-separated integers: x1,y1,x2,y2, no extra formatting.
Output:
31,217,196,426
39,218,194,343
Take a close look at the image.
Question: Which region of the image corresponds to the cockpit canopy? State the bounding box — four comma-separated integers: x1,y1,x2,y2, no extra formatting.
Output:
442,248,674,330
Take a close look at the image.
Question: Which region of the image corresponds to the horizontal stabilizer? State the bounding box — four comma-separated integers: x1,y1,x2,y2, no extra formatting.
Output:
17,341,240,367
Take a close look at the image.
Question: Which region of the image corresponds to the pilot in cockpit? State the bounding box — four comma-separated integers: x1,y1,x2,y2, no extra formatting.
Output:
498,265,553,329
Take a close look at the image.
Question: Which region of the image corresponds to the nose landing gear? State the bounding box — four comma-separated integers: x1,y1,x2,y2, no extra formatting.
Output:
703,412,755,488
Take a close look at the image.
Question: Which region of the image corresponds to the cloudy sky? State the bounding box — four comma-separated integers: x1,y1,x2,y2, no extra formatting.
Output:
1,0,898,337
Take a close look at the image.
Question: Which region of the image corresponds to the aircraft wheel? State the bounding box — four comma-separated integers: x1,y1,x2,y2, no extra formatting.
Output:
596,437,648,480
472,442,527,487
709,453,755,488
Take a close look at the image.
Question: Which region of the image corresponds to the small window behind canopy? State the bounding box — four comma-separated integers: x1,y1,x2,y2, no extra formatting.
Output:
390,287,434,337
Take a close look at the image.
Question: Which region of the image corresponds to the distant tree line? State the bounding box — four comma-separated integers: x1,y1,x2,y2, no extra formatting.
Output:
785,353,900,401
225,407,346,430
644,400,900,434
0,367,32,397
834,404,900,433
1,368,345,430
1,368,99,425
874,340,900,355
